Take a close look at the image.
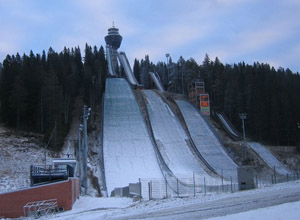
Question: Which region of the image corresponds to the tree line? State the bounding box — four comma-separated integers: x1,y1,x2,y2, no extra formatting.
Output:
1,45,299,147
0,44,107,150
133,54,300,146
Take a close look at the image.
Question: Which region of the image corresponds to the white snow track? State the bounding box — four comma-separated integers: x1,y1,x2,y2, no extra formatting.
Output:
118,51,139,86
216,112,241,140
248,142,292,176
142,90,216,181
149,72,165,92
103,78,162,195
175,100,238,181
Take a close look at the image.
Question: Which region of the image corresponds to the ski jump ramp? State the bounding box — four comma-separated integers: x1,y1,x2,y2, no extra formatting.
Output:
142,90,217,181
106,45,117,76
175,100,238,181
149,72,165,92
118,51,139,86
103,78,162,195
216,112,241,140
248,142,292,175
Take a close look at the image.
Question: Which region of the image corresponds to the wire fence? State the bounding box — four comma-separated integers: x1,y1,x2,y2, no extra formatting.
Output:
139,172,239,200
136,168,300,200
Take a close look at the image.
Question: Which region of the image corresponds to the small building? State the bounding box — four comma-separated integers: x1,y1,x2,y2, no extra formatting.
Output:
237,167,255,190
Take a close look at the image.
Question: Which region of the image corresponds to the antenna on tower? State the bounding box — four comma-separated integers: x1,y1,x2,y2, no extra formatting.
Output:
112,21,115,28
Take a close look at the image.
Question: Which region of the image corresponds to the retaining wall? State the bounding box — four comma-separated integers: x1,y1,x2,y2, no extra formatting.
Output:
0,178,79,218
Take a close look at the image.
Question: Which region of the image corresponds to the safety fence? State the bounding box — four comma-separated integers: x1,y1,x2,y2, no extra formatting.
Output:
139,172,239,200
255,167,299,187
112,167,299,201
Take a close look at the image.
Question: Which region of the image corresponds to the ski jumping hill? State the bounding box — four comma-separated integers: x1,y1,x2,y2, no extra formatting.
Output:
175,100,238,181
142,90,217,182
248,142,293,176
102,78,162,195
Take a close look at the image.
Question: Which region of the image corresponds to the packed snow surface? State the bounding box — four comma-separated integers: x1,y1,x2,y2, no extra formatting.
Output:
118,52,138,85
142,90,216,181
175,100,238,180
54,180,300,220
248,142,292,175
103,79,162,195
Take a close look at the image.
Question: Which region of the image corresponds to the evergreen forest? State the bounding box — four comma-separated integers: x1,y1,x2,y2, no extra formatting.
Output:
134,54,300,146
1,46,300,150
0,45,107,150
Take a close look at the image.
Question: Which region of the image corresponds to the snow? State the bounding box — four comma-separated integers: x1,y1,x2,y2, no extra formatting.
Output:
0,125,54,193
175,100,238,181
248,142,292,175
54,197,133,220
209,201,300,220
143,90,217,180
53,180,300,220
103,79,163,196
216,113,240,138
118,52,138,85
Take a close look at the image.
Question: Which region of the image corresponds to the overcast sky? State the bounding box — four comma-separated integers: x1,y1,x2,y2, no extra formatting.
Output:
0,0,299,72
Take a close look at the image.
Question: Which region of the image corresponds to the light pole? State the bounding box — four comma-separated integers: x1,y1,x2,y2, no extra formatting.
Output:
166,53,170,87
78,124,83,195
239,113,247,160
83,105,91,195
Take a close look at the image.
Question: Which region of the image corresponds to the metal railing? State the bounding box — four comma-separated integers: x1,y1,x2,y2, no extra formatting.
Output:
23,199,58,218
30,165,69,186
138,168,300,200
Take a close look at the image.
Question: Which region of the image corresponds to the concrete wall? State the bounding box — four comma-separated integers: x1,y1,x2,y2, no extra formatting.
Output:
0,178,79,218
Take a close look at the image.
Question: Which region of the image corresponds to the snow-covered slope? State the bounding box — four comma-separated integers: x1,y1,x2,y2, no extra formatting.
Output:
175,100,238,181
0,125,54,193
142,90,217,181
103,79,163,196
248,142,292,175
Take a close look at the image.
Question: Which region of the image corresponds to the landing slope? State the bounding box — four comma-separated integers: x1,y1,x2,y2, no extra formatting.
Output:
175,100,238,180
142,90,213,179
103,79,162,195
248,142,292,175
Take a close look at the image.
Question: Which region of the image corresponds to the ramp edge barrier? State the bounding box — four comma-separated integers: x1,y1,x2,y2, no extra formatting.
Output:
149,71,165,92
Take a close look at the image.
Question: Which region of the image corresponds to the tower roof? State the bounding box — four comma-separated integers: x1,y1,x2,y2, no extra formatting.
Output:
105,23,122,49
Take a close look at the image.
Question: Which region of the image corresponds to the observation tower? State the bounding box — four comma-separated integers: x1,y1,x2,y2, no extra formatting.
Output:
105,23,122,75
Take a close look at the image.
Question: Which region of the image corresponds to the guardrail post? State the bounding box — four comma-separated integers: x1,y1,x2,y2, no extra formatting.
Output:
221,169,224,192
204,177,206,195
193,172,195,197
273,166,277,184
148,182,151,200
165,174,168,198
139,178,142,202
